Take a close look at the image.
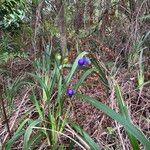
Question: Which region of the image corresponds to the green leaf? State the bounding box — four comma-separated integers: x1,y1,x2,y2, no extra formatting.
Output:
72,124,100,150
65,51,88,86
115,84,140,150
23,119,41,150
47,64,57,102
74,68,96,91
30,92,44,120
5,131,24,149
5,119,30,149
27,131,43,148
29,73,49,100
91,56,109,88
137,81,150,89
68,141,75,150
76,93,150,150
114,84,127,117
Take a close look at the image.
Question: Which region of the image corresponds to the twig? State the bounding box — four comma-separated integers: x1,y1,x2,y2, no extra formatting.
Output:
115,121,126,150
65,123,90,150
0,83,11,139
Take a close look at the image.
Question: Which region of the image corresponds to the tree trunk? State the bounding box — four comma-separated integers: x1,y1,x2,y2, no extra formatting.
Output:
74,0,84,33
31,0,44,56
55,0,67,58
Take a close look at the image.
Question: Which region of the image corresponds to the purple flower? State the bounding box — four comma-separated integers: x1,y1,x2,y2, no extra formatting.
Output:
67,89,75,97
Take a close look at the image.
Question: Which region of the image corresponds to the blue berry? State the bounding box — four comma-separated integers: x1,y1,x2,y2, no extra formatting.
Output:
67,89,75,97
83,57,91,65
78,58,85,66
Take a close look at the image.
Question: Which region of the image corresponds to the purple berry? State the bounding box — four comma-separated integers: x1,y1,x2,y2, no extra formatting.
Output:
78,58,85,66
67,89,75,97
83,57,91,65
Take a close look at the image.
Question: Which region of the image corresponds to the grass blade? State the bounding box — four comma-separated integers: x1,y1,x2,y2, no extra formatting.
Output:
5,119,30,149
91,56,109,88
30,92,44,120
72,124,100,150
65,51,88,86
115,84,140,150
74,68,96,91
23,119,41,150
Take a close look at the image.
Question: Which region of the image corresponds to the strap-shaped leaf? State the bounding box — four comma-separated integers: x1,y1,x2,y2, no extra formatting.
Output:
76,94,150,150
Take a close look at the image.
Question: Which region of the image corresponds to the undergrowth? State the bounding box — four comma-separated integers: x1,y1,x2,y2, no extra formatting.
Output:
1,47,150,149
0,1,150,149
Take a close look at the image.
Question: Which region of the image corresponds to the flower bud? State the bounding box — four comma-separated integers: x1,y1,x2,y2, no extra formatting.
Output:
55,53,62,60
63,57,69,64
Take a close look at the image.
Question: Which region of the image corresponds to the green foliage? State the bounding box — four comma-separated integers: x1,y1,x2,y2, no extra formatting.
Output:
26,46,68,148
76,93,150,150
74,67,96,91
74,57,149,149
1,1,150,149
4,47,89,149
141,14,150,21
72,123,100,150
4,75,26,108
23,119,41,150
137,48,144,88
0,33,28,65
0,0,25,29
114,84,140,150
4,48,149,149
128,31,150,68
91,56,109,88
5,119,30,149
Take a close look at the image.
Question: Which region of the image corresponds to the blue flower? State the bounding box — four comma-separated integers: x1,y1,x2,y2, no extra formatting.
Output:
67,89,75,97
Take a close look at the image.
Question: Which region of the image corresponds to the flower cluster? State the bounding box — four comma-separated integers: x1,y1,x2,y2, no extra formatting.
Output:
78,57,91,66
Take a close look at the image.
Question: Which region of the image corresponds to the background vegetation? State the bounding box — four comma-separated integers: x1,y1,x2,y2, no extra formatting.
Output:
0,0,150,149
